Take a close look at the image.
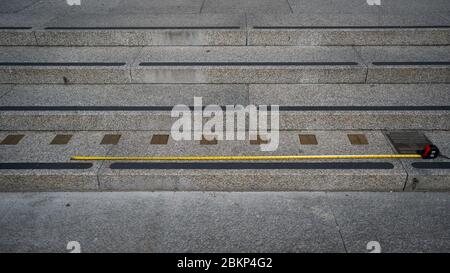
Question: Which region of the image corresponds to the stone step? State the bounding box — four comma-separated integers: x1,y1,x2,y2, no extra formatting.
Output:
0,130,448,192
2,13,450,46
0,46,449,84
0,84,449,131
248,13,450,46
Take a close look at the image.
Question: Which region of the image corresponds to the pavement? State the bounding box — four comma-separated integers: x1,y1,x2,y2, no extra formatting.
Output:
0,191,448,253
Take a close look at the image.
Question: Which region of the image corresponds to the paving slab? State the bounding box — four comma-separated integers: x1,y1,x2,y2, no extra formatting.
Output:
1,191,448,252
328,192,450,253
97,130,407,191
0,192,346,252
288,0,383,14
0,0,40,14
17,0,122,16
0,131,112,191
0,46,141,84
248,13,450,45
108,0,204,14
35,14,246,46
202,0,292,14
378,0,450,14
132,46,366,84
355,46,450,83
399,131,450,191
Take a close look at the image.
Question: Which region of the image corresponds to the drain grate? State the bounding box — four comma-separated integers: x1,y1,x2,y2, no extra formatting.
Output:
386,132,432,154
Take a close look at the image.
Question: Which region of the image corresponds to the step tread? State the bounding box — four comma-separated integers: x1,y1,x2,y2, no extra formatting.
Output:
1,130,449,191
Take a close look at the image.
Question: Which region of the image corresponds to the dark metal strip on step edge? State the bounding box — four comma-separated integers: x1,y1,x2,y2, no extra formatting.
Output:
0,62,126,66
253,26,450,29
45,26,241,30
110,162,394,170
412,162,450,169
373,62,450,66
1,106,449,111
0,27,32,30
139,62,359,66
0,163,93,170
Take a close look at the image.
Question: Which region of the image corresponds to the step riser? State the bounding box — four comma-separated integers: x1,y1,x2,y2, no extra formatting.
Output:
0,67,132,84
2,29,450,46
0,172,406,192
2,66,450,84
35,30,246,46
1,112,449,131
248,29,450,46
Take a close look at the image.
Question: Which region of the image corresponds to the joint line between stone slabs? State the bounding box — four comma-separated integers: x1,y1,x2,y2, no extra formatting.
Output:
351,46,369,83
96,145,115,191
380,131,410,191
326,193,348,253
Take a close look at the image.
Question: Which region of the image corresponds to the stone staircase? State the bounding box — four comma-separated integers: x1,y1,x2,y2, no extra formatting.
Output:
1,11,449,192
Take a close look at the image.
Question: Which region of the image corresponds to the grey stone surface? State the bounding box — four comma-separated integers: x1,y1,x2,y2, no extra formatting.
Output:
1,110,449,131
98,130,407,191
17,0,122,16
249,84,450,106
379,0,450,14
202,0,292,14
0,14,57,45
109,0,204,14
248,13,450,46
400,131,450,191
0,191,448,252
0,30,37,46
328,192,450,253
355,46,450,83
0,131,112,191
279,111,450,130
0,111,174,131
0,85,13,99
132,46,366,83
0,84,249,106
0,192,345,252
0,46,141,84
0,0,40,13
35,14,246,46
288,0,383,14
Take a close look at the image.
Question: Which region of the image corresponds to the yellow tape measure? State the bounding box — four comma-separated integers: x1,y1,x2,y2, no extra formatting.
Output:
71,154,422,161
